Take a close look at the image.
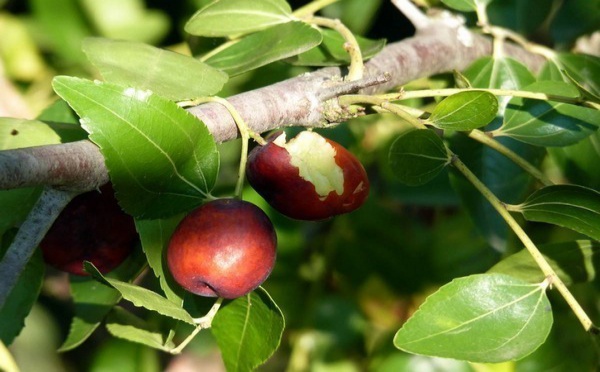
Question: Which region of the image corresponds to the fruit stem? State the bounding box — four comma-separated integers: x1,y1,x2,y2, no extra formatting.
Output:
170,297,224,354
0,187,78,308
450,153,597,333
179,97,262,198
306,16,364,81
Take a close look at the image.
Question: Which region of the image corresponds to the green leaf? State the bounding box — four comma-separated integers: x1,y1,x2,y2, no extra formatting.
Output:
212,288,285,372
0,246,44,345
135,216,185,304
81,0,170,45
498,81,600,147
516,184,600,241
394,274,553,363
441,0,492,12
286,29,386,66
59,247,146,351
52,77,219,219
555,53,600,96
89,337,161,372
84,261,195,324
453,56,539,252
205,22,322,76
388,129,450,186
105,306,175,352
429,91,498,131
489,240,600,286
185,0,293,37
82,38,227,100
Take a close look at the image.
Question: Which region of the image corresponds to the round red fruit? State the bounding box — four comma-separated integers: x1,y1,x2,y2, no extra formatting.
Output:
167,199,277,299
40,183,138,276
246,131,369,220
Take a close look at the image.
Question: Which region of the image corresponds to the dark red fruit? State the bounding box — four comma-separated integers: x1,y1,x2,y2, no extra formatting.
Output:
40,184,137,276
167,199,277,299
246,131,370,221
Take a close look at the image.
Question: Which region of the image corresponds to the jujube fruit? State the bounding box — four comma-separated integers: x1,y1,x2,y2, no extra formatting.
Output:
246,131,369,221
40,183,138,276
167,199,277,299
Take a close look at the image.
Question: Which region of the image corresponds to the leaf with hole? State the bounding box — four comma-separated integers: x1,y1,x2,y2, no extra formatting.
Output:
394,274,552,363
286,28,386,66
204,21,322,76
82,38,227,100
429,91,498,131
212,287,284,372
497,81,599,147
185,0,293,37
515,184,600,241
84,261,195,325
52,77,219,219
388,129,450,186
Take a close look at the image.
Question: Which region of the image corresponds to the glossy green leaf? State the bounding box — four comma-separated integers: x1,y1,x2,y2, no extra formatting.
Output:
453,56,539,252
516,184,600,241
430,91,498,130
441,0,492,12
84,262,195,324
52,77,219,219
212,287,284,372
0,246,43,345
489,240,600,285
388,129,450,186
185,0,293,37
205,22,322,76
135,216,185,303
286,29,385,66
498,81,599,147
394,274,552,363
556,53,600,96
59,247,146,351
82,38,227,100
549,131,600,189
105,306,175,352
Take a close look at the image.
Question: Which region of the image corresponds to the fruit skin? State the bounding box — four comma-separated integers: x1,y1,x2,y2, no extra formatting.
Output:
40,184,138,276
246,131,370,221
167,199,277,299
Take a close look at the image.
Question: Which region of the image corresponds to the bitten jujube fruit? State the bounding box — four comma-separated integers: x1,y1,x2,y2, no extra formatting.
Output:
167,199,277,299
40,183,138,276
246,131,369,221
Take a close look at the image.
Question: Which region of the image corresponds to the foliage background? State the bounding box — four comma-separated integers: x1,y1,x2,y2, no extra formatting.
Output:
1,0,599,371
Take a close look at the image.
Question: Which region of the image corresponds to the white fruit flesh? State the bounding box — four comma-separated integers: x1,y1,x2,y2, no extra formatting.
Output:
273,132,344,198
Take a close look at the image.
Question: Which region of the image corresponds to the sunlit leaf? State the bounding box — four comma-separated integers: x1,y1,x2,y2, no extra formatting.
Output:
212,288,284,372
489,240,600,285
429,91,498,130
52,77,219,219
83,38,227,100
515,184,600,241
394,274,552,363
59,248,146,351
389,129,450,186
498,81,599,147
205,22,322,76
185,0,293,37
105,306,175,352
286,28,385,66
84,262,195,324
135,216,185,303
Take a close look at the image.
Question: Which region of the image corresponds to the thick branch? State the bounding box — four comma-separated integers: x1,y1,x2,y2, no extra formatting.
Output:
0,23,544,192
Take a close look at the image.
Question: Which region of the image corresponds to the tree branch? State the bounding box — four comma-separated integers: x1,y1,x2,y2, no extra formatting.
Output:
0,23,545,193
